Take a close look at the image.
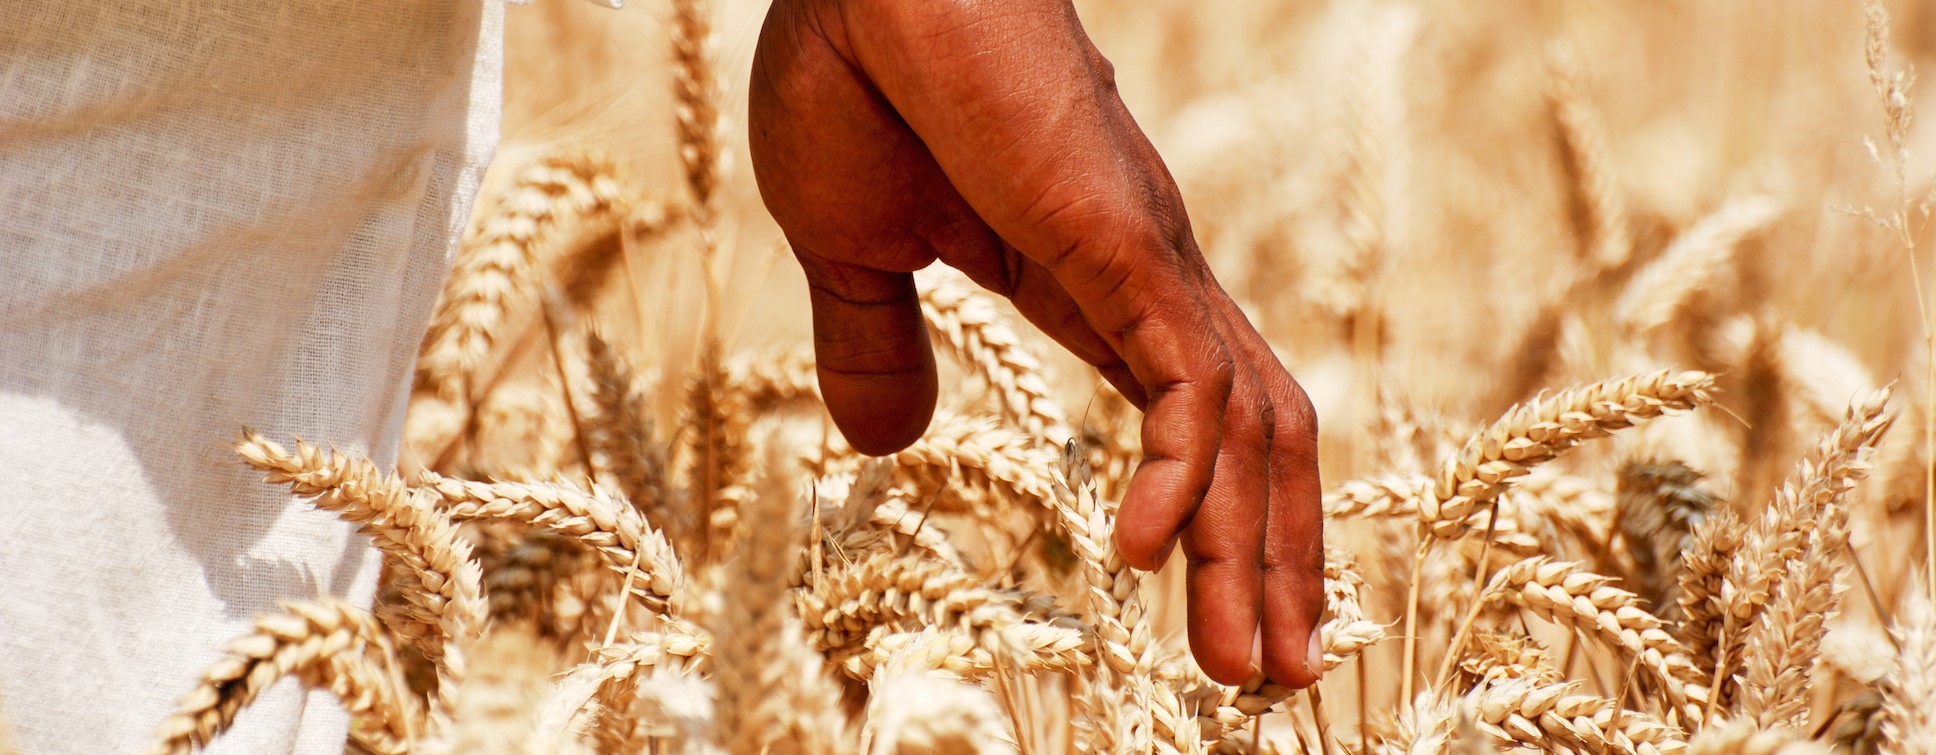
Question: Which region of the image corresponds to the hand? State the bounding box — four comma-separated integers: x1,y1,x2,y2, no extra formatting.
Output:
748,0,1324,688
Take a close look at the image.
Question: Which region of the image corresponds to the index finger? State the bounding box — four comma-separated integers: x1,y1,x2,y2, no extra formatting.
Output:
830,0,1233,568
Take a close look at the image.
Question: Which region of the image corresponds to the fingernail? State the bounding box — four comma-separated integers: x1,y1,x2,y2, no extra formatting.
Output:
1248,628,1264,675
1155,534,1180,568
1305,628,1324,677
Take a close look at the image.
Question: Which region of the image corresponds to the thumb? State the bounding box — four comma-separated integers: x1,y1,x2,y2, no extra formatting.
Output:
797,252,938,456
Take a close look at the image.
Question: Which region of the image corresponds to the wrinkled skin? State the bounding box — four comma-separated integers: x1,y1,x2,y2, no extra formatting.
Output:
748,0,1324,688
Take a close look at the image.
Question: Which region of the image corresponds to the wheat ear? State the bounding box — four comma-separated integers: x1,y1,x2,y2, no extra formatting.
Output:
1420,370,1716,540
797,551,1057,663
861,652,1020,755
670,0,720,214
236,432,484,669
682,341,751,561
416,151,628,399
1463,677,1683,755
729,343,821,413
1686,720,1831,755
1613,196,1783,335
1738,554,1841,730
1402,371,1714,700
841,624,1092,681
870,410,1062,520
426,624,561,755
1051,441,1161,749
582,331,677,543
148,600,420,755
1707,388,1894,710
1614,459,1717,619
917,267,1071,444
422,475,684,614
1880,578,1936,755
707,458,850,754
1483,558,1709,727
1545,39,1632,269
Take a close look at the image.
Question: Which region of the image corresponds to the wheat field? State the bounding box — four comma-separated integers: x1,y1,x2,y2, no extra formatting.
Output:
124,0,1936,753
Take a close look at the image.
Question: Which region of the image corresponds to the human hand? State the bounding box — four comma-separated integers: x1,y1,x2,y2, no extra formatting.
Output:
748,0,1324,688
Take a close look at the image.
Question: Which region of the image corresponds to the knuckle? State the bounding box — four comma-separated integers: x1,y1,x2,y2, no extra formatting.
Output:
1084,42,1118,91
1278,380,1318,442
1203,351,1238,402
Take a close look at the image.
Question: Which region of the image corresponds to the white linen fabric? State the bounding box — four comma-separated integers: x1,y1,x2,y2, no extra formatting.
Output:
0,2,503,752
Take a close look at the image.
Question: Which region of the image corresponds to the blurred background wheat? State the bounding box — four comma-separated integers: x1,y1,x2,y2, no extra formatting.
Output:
138,0,1936,753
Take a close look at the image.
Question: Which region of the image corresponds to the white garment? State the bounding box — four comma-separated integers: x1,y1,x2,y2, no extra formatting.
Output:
0,3,502,753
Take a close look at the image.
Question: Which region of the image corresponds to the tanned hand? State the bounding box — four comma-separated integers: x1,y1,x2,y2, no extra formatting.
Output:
748,0,1325,688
